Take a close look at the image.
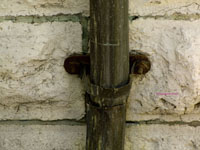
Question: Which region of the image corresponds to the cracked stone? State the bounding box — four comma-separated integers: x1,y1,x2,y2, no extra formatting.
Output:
130,0,200,17
127,18,200,121
0,21,85,120
0,0,89,16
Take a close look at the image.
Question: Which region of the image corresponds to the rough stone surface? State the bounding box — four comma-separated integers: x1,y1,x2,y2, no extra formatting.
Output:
1,16,200,122
2,124,200,150
127,19,200,121
125,124,200,150
1,0,200,17
0,21,85,120
130,0,200,17
0,0,89,16
0,124,86,150
1,0,200,149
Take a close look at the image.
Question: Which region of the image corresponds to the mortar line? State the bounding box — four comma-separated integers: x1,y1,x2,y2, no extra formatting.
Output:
129,14,200,21
0,119,85,126
0,14,198,23
0,14,89,23
80,16,89,53
1,119,200,127
126,120,200,127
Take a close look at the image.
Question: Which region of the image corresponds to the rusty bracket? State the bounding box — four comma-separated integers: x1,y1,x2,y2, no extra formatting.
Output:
64,50,151,75
64,51,151,107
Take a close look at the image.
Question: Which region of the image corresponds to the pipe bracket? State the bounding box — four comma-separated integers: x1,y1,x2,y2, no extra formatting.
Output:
64,50,151,75
64,51,151,107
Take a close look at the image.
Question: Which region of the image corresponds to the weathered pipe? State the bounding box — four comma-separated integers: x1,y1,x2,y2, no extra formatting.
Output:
86,0,129,149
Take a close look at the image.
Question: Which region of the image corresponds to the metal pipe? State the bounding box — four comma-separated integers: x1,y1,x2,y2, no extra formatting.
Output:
86,0,129,149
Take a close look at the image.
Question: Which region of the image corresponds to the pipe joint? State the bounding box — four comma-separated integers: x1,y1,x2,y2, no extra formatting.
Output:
84,75,132,107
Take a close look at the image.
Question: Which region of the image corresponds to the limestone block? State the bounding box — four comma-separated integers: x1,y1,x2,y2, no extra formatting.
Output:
1,124,200,150
0,0,89,16
127,19,200,121
1,0,200,17
126,124,200,150
130,0,200,17
0,21,85,120
0,124,86,150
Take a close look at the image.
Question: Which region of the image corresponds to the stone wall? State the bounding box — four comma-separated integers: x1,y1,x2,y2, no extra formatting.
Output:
0,0,200,149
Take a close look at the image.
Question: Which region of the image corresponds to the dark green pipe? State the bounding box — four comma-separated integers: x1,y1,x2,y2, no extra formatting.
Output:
86,0,129,149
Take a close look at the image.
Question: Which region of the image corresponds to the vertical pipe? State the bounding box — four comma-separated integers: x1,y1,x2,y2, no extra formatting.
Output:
87,0,129,149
